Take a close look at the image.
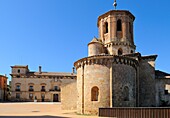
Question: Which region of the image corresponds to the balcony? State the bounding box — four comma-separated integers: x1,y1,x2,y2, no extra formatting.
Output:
15,89,20,91
29,89,34,92
41,89,46,92
49,89,61,92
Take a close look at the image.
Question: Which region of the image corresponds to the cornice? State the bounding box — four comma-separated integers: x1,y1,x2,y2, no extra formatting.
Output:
0,75,8,78
97,10,135,27
11,75,77,79
141,55,158,61
104,40,136,49
74,55,139,70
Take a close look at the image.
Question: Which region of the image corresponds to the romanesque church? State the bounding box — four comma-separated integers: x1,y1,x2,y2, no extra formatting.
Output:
62,4,170,115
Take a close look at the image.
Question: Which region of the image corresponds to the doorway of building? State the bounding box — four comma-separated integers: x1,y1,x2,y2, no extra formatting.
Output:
53,94,59,102
41,94,45,102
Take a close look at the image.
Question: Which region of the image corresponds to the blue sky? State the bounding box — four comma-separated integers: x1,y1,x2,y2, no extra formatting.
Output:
0,0,170,83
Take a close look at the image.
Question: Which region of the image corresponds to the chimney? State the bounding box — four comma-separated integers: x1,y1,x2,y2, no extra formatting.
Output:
39,66,42,74
72,67,75,74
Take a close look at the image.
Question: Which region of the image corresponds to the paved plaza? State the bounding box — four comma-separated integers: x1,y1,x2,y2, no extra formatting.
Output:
0,102,98,118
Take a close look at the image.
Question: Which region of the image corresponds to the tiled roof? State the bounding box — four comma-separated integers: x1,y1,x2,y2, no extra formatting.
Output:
11,65,28,68
155,70,170,78
27,72,76,77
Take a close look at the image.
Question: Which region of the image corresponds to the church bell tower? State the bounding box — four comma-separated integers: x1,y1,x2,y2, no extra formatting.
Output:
96,1,136,55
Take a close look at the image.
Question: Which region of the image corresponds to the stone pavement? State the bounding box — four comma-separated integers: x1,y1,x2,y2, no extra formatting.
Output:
0,102,98,118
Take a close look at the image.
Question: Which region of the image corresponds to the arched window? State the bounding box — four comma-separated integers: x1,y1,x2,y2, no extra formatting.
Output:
103,38,105,42
123,86,129,101
117,19,122,31
118,48,123,55
105,22,108,33
131,50,133,53
91,86,99,101
129,22,132,34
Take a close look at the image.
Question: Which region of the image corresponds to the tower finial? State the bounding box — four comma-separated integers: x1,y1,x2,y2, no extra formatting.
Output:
113,0,117,10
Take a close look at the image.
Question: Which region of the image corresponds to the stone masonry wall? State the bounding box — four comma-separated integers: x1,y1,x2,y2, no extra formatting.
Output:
155,78,170,106
106,44,135,55
112,64,136,107
61,80,77,110
83,64,110,114
88,42,104,56
0,89,2,101
76,66,83,114
75,55,138,114
139,59,156,107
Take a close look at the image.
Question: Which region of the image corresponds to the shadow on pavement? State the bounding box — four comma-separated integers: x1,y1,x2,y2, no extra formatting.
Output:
0,116,70,118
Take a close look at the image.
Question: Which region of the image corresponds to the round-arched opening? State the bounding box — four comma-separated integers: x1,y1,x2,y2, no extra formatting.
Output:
91,86,99,101
117,19,122,31
103,38,105,43
129,22,132,34
118,48,123,55
104,22,108,34
123,86,129,101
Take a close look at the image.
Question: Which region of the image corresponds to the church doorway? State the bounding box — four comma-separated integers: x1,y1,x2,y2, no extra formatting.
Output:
53,94,59,102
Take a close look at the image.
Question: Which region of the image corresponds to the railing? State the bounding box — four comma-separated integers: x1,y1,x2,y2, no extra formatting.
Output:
41,89,46,92
29,89,34,91
99,107,170,118
49,89,61,92
15,89,20,91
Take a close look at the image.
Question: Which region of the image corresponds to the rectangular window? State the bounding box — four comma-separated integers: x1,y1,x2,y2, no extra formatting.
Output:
18,69,20,73
29,86,34,91
54,86,60,91
29,86,33,89
54,86,58,90
16,85,20,89
165,84,170,95
165,90,169,95
16,93,20,99
16,85,20,91
41,94,45,99
41,86,45,91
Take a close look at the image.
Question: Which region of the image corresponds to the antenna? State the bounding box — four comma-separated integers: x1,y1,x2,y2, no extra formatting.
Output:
113,0,117,10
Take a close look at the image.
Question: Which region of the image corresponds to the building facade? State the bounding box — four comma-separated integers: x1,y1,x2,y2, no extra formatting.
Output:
0,75,7,102
11,65,76,102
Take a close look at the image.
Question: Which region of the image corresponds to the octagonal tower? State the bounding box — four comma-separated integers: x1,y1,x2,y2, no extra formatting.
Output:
90,10,136,56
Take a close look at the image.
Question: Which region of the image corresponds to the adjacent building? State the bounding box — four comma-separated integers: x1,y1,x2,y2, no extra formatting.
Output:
10,65,76,102
0,75,7,102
